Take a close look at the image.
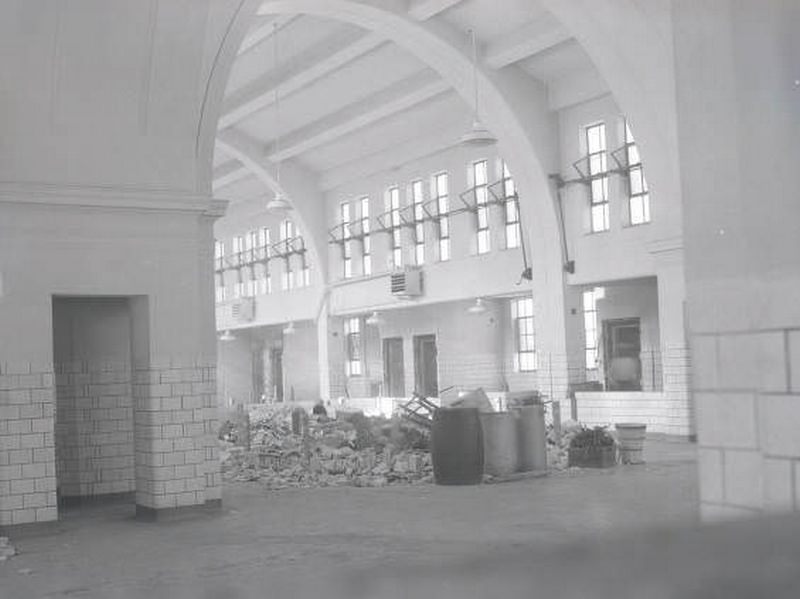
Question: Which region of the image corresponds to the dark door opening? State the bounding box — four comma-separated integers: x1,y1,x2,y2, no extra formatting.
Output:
383,337,405,397
52,297,135,506
271,348,284,402
413,334,438,398
603,318,642,391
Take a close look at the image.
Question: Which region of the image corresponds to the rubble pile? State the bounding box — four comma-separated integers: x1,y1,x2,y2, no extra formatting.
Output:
0,537,16,562
220,405,433,489
546,419,584,470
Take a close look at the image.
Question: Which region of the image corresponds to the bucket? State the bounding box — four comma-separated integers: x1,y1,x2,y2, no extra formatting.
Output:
615,423,647,464
514,405,547,472
431,407,484,485
479,412,518,477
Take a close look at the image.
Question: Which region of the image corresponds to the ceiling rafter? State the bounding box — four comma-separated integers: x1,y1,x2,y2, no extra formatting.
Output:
408,0,465,21
213,160,251,191
237,14,299,55
485,16,572,70
319,122,465,191
269,73,451,162
220,30,386,129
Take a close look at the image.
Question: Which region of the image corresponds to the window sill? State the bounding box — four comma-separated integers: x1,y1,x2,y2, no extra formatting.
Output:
622,220,651,229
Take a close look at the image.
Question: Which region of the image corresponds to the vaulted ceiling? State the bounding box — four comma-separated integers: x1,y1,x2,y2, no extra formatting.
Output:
213,0,608,204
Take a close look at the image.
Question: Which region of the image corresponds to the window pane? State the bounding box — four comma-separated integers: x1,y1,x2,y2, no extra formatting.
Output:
631,198,644,225
506,225,520,249
478,231,490,254
591,204,607,231
630,167,644,195
628,144,640,165
591,178,606,202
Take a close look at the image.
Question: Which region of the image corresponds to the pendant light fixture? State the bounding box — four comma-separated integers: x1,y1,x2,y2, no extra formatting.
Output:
219,329,236,342
466,298,488,315
365,311,384,326
267,22,292,214
460,29,496,147
283,321,296,335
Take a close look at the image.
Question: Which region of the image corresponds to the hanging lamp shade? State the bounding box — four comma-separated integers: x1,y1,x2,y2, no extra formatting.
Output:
460,29,497,148
365,311,383,326
466,298,488,314
267,192,292,214
283,321,296,335
219,329,236,341
460,119,497,147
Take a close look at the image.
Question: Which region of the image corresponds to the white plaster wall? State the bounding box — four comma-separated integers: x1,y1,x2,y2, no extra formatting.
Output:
0,203,215,367
558,95,681,286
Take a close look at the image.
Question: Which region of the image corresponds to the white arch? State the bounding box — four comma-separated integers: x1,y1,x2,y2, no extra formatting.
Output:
246,0,570,361
216,130,328,278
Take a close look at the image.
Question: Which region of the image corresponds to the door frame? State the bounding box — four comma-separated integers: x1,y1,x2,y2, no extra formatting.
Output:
413,333,439,398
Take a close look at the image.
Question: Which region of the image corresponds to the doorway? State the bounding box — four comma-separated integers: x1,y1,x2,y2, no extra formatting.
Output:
52,297,135,505
413,334,438,398
603,318,642,391
383,337,405,397
271,348,284,401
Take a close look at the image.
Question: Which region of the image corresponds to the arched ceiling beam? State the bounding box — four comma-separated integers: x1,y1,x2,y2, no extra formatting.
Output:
254,0,568,358
215,129,328,280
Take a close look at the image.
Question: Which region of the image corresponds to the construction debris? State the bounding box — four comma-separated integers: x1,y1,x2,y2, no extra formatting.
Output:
0,537,16,562
220,405,433,489
546,419,583,470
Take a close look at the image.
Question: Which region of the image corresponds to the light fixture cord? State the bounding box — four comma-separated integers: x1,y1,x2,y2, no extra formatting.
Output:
470,29,479,123
273,22,282,189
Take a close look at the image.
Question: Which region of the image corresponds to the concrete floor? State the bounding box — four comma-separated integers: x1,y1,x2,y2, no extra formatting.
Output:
1,438,712,598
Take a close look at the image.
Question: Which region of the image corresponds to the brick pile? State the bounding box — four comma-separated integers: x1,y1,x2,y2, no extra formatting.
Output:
0,536,16,561
220,405,433,489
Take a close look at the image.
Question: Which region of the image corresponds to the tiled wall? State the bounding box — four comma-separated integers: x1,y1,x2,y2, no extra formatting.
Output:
133,361,220,511
693,329,800,519
55,362,134,498
0,364,57,526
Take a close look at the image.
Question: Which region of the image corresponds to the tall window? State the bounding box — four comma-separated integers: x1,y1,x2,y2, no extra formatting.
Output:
586,122,610,232
340,202,352,279
582,287,604,370
246,230,258,262
244,231,258,297
214,240,227,303
625,121,650,225
388,186,402,268
280,220,295,290
360,197,371,276
232,236,245,298
214,239,225,270
259,226,271,260
297,234,310,287
511,297,536,372
411,180,425,265
433,172,450,261
259,268,272,295
473,160,491,254
344,317,362,376
502,162,521,249
257,226,271,294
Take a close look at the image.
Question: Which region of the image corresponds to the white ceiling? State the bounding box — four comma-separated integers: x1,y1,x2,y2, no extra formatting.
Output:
213,0,608,203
